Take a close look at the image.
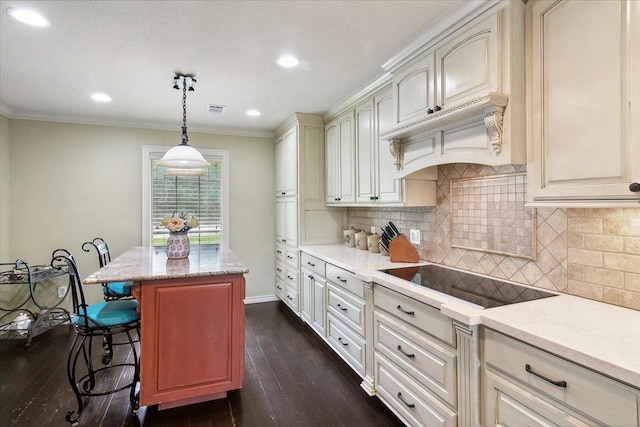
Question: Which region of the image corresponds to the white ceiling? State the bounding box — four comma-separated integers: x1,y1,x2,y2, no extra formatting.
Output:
0,0,469,138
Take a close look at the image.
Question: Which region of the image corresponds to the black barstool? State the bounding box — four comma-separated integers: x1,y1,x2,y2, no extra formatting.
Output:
82,238,133,301
53,249,140,426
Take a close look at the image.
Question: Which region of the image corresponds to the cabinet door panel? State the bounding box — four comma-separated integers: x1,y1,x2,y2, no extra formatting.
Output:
376,89,403,203
283,129,298,196
325,122,339,203
275,199,285,243
356,100,376,202
284,198,298,247
338,113,356,203
527,0,640,203
436,14,498,107
312,275,326,336
275,137,286,196
395,54,436,125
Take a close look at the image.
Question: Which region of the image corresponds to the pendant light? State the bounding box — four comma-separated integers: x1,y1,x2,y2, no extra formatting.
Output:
156,74,210,170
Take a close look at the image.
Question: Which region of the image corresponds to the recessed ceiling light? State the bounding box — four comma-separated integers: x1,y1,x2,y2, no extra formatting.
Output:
91,93,112,103
7,8,49,27
276,55,300,68
246,109,261,117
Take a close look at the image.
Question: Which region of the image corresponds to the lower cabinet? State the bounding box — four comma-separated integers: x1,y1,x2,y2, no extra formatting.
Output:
482,328,640,427
300,252,327,336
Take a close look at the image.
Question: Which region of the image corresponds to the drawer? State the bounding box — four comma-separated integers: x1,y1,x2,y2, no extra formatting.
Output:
374,285,455,347
275,278,286,298
285,248,298,267
326,264,364,298
327,313,366,377
375,352,457,427
374,310,457,408
300,252,326,276
484,329,638,427
327,282,365,336
282,285,299,312
275,262,285,280
284,268,298,291
275,243,285,263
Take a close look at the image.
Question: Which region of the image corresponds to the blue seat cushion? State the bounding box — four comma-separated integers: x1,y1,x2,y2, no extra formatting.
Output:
103,281,133,297
73,300,139,328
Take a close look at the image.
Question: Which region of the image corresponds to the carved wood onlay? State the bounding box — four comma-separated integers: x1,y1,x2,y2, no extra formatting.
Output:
360,282,376,396
454,322,481,427
484,109,504,155
389,139,403,171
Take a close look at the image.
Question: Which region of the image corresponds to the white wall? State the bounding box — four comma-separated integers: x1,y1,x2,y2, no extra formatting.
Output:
7,119,275,303
0,115,9,261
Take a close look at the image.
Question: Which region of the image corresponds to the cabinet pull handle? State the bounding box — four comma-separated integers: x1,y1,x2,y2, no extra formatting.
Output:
396,305,415,315
281,239,287,243
525,364,567,388
287,255,293,259
281,192,286,195
397,345,415,359
338,337,348,346
308,274,314,279
336,276,347,283
307,262,315,267
434,105,442,112
276,268,282,272
337,303,347,311
427,108,434,114
287,295,294,300
397,392,415,408
630,183,640,192
277,285,283,290
277,250,282,254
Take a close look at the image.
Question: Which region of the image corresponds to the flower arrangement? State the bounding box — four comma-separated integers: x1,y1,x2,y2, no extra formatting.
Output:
160,211,199,233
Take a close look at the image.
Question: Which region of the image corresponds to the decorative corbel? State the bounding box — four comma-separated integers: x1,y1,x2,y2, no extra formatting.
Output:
389,139,403,170
484,109,504,155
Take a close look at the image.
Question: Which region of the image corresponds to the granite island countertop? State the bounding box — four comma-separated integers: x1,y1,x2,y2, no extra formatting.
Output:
84,245,249,284
301,244,640,389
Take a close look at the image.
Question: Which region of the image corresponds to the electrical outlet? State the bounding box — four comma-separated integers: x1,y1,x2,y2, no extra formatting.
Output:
370,226,376,234
409,229,421,244
57,285,67,298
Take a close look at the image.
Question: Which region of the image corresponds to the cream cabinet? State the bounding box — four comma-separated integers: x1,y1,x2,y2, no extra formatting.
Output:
274,114,346,316
300,252,327,337
381,0,525,173
327,86,437,207
325,111,356,204
275,127,297,197
482,328,640,426
526,0,640,207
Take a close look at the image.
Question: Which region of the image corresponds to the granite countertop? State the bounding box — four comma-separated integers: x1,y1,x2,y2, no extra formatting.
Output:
300,244,640,389
83,245,249,284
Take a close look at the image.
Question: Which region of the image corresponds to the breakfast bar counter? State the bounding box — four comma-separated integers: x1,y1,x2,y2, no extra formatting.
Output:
84,245,249,409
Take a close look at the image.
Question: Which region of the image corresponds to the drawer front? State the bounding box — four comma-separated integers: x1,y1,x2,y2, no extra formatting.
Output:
484,329,638,427
375,353,457,427
285,248,298,268
275,262,285,281
485,370,590,427
327,314,366,377
375,311,457,408
327,282,365,336
275,243,285,263
284,268,298,292
300,252,326,276
283,285,299,312
326,264,364,298
374,285,455,347
275,278,286,298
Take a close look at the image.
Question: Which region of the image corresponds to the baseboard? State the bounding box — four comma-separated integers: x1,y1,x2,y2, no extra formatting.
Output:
244,294,280,305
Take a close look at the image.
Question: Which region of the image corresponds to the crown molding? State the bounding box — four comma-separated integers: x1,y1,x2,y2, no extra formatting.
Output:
0,105,274,139
323,72,393,122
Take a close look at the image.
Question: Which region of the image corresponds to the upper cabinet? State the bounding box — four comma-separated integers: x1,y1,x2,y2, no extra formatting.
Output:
325,111,356,204
275,128,298,197
526,0,640,207
381,0,525,175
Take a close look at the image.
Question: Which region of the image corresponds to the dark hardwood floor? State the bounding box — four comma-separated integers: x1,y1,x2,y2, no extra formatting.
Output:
1,302,404,426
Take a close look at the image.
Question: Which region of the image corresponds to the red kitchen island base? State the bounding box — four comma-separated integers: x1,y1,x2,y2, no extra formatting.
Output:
84,246,248,410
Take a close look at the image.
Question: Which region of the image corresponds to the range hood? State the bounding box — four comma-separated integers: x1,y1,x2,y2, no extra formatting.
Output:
382,92,510,177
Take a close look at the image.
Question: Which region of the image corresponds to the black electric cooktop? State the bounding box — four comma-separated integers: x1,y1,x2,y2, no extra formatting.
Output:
380,264,557,309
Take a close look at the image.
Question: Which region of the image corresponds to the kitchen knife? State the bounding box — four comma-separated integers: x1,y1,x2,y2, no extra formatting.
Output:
389,221,400,237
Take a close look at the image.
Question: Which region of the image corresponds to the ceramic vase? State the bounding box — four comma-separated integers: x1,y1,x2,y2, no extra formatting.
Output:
166,232,190,259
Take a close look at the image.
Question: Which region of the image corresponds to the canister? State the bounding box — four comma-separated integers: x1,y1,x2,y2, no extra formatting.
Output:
343,228,356,247
355,231,370,250
367,234,380,253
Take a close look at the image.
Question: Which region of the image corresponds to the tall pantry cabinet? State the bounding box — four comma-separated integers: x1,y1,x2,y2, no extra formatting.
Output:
274,113,346,314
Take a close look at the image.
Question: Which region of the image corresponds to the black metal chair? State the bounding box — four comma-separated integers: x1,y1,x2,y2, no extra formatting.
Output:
53,249,140,426
82,238,133,301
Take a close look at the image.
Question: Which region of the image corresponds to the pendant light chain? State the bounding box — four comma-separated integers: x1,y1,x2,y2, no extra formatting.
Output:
181,78,189,145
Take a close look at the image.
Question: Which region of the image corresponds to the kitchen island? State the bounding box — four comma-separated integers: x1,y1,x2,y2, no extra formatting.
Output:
84,245,248,409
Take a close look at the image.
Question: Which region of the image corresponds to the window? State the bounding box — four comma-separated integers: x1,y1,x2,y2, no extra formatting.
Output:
142,146,229,247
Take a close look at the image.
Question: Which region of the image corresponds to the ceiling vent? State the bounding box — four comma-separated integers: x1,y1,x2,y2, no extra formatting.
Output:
207,104,226,115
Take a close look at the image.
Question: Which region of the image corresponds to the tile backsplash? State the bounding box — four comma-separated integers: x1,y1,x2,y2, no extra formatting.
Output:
348,163,640,311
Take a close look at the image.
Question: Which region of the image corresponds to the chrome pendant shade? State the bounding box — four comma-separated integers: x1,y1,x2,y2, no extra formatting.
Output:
157,74,210,170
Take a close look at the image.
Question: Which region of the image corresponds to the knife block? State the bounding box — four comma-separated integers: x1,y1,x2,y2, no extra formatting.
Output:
389,234,419,263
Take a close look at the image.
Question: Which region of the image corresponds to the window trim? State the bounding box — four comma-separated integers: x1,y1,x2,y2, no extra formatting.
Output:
141,145,230,247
